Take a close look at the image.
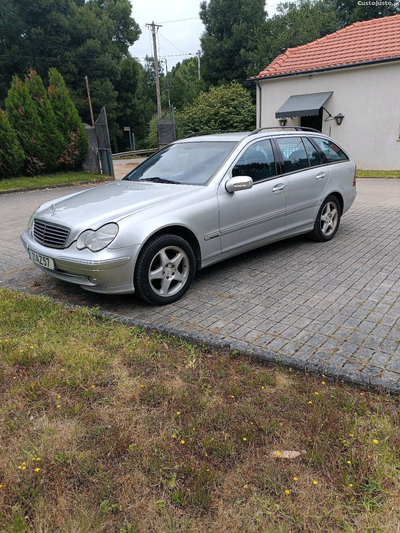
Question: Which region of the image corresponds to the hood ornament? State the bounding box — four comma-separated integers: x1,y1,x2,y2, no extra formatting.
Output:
50,204,56,216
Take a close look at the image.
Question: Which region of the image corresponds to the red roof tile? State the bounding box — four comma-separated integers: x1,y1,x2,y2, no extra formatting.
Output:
254,15,400,78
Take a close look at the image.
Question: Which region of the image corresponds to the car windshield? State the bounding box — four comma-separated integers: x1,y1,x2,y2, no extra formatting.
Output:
123,141,236,186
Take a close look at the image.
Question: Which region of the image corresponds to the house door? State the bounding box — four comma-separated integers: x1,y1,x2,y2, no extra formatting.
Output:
301,108,323,132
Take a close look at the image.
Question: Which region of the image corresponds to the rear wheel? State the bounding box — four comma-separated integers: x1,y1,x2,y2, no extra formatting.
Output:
309,195,341,242
134,234,196,305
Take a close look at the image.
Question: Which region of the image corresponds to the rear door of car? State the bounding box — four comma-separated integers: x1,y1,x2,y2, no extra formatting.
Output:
217,138,287,254
273,135,331,233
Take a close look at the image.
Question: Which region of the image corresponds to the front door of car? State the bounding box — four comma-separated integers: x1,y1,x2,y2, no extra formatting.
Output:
274,136,331,232
217,139,287,254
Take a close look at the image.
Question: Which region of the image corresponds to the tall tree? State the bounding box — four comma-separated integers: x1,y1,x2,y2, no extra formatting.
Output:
199,0,268,87
48,68,88,169
5,75,47,175
0,108,25,178
250,0,400,77
250,1,341,77
334,0,400,25
0,0,141,150
169,57,205,110
24,69,65,172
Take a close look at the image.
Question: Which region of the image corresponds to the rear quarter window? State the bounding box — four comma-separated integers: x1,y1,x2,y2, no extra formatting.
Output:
311,137,349,163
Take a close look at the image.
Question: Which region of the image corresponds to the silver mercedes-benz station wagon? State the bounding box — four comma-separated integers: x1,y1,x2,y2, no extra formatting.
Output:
21,128,357,305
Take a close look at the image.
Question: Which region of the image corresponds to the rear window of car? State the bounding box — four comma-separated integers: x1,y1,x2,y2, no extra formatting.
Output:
275,136,309,173
303,137,323,167
311,137,349,163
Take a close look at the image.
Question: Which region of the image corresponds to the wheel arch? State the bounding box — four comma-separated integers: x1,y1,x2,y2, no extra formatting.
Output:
326,191,344,215
139,225,202,270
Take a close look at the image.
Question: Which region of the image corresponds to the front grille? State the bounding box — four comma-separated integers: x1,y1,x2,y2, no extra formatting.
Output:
33,219,70,249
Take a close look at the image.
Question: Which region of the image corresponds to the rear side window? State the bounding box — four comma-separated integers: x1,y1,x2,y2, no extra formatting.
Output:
303,137,323,167
232,139,277,183
275,137,309,173
311,137,349,163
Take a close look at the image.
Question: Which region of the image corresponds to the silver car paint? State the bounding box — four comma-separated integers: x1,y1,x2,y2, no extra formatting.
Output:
21,131,357,295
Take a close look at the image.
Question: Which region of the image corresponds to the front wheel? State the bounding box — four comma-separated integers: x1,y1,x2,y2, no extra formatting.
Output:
309,195,341,242
134,234,196,305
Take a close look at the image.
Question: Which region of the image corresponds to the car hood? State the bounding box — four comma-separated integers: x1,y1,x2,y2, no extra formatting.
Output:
36,181,198,230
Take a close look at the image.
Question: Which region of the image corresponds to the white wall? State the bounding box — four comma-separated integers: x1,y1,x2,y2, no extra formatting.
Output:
257,62,400,170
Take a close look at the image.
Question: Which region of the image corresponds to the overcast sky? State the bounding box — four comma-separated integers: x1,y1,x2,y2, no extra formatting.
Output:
129,1,283,71
129,1,205,70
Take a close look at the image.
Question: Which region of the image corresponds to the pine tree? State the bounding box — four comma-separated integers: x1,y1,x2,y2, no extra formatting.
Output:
0,108,25,178
5,75,46,175
48,68,88,169
24,69,65,172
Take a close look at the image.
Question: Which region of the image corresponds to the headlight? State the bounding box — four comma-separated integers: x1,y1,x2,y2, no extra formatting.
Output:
76,223,119,252
28,207,41,234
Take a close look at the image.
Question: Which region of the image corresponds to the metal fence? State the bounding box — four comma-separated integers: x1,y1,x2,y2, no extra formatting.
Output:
95,106,114,178
157,106,176,146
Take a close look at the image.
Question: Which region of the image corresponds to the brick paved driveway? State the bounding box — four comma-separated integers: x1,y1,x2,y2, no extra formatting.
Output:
1,179,399,392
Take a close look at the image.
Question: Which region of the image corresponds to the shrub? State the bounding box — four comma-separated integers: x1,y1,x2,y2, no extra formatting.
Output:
5,75,46,175
178,83,256,137
48,68,88,169
24,69,65,172
5,70,64,175
0,108,25,179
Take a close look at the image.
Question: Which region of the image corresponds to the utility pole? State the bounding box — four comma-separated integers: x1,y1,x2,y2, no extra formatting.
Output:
162,58,171,108
85,75,95,127
146,21,162,119
197,50,201,81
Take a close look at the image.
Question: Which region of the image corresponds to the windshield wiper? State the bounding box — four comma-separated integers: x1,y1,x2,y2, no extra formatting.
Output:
141,177,179,184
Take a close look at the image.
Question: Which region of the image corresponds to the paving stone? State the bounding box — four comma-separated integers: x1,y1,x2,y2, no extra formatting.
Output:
2,179,400,392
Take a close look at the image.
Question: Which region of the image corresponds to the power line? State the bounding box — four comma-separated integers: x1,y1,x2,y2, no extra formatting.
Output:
158,32,185,55
155,17,200,24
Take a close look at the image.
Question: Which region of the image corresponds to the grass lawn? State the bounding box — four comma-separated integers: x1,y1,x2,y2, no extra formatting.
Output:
0,172,109,192
0,288,399,532
357,170,400,178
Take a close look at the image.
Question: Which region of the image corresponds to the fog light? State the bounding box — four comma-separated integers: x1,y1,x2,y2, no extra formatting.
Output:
88,277,98,284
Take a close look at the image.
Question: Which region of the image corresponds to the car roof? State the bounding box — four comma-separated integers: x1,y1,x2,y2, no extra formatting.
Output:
175,132,249,143
175,128,327,144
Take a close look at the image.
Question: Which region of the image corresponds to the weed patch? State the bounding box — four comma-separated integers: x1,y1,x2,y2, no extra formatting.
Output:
0,288,399,531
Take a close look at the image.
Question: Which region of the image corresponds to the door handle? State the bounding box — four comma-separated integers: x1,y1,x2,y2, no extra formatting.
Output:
316,172,326,180
272,183,285,192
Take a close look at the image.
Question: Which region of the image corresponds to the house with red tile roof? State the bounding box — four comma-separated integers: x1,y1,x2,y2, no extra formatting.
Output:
249,15,400,169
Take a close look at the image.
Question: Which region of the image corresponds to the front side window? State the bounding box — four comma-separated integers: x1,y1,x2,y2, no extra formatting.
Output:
311,137,349,163
232,139,276,183
275,137,309,173
124,141,236,186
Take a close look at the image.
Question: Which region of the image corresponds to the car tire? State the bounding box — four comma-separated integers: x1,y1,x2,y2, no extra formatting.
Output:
309,195,341,242
134,234,196,305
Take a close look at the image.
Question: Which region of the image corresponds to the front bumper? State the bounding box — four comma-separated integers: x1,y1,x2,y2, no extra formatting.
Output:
21,230,140,294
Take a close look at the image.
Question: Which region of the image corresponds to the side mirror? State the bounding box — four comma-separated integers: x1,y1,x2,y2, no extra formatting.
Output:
225,175,253,193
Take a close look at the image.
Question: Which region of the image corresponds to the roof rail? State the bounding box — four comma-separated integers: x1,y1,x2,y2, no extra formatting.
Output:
183,130,244,139
249,126,320,135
